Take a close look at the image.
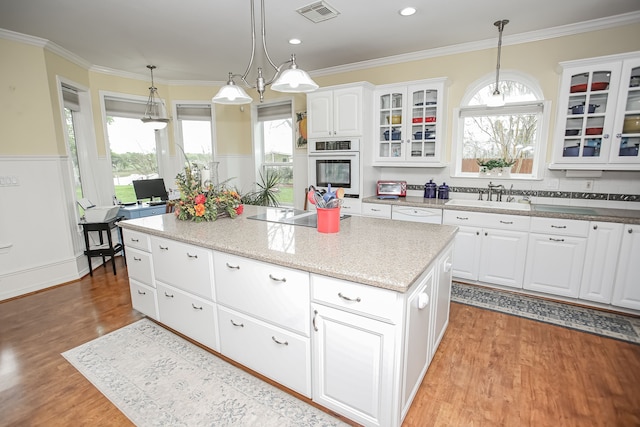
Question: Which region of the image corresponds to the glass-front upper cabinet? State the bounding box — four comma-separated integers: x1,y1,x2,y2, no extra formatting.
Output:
551,52,640,170
373,78,447,167
610,58,640,163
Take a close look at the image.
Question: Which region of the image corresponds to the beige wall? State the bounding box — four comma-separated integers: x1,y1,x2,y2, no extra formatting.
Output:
1,23,639,160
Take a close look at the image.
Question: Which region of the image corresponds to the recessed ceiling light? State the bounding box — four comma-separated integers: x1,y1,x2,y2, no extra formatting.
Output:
289,38,302,45
399,7,416,16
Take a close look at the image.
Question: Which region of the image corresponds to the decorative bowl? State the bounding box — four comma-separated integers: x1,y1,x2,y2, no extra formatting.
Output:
623,115,640,133
585,127,603,135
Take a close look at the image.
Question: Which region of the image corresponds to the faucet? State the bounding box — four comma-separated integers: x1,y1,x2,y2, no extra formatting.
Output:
506,184,515,203
487,182,505,201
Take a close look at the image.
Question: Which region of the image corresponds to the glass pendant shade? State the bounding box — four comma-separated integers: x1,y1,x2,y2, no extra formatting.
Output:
141,65,170,128
212,80,253,105
272,67,318,93
141,117,169,130
487,90,505,107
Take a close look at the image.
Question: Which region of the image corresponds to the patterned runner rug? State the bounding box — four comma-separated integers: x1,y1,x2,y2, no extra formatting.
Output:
62,319,347,427
452,282,640,345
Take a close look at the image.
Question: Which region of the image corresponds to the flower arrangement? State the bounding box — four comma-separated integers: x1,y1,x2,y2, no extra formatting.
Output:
174,166,242,222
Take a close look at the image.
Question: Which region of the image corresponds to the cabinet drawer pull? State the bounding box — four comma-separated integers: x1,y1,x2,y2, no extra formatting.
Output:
499,220,513,224
456,216,468,220
269,274,287,283
313,310,318,332
133,257,142,261
549,238,565,242
230,319,244,327
338,292,361,303
191,303,203,310
550,225,566,229
226,262,240,269
372,208,380,212
159,245,169,250
164,292,174,298
186,252,198,259
137,290,146,295
130,238,139,242
272,336,289,346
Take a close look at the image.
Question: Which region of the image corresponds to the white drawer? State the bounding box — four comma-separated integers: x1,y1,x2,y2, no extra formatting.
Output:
157,282,219,351
340,198,362,215
362,203,392,218
392,206,442,224
122,229,151,252
217,306,311,398
530,217,589,237
214,252,310,335
125,247,154,286
129,279,158,320
151,237,214,300
443,210,529,231
311,274,401,324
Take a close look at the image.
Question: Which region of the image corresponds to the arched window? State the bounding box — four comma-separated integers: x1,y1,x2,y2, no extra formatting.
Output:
453,71,550,179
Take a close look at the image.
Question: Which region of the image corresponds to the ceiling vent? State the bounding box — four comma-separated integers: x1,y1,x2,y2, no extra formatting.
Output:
297,1,340,23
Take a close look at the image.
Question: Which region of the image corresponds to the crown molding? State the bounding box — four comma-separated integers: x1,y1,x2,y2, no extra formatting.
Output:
310,11,640,77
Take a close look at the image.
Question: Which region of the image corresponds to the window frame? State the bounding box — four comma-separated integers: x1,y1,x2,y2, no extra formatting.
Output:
172,101,216,166
452,71,551,180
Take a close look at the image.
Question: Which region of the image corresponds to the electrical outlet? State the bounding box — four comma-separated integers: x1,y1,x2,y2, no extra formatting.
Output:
585,180,594,191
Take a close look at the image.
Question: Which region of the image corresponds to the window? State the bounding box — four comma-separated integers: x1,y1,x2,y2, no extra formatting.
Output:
104,96,160,203
175,103,215,185
61,85,85,215
256,102,294,206
453,73,549,179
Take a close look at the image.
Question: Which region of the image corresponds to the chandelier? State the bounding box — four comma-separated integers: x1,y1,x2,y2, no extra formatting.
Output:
212,0,319,105
141,65,170,129
487,19,509,107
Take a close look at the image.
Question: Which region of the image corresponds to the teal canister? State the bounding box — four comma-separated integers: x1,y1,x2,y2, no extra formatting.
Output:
424,179,437,198
437,182,450,199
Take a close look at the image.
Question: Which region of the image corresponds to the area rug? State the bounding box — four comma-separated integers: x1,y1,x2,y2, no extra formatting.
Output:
451,282,640,345
62,319,348,427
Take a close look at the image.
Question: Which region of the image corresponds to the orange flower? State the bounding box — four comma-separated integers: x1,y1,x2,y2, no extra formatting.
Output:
194,203,205,216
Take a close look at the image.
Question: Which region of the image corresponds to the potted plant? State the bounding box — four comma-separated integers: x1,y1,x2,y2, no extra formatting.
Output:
476,158,515,176
240,170,282,207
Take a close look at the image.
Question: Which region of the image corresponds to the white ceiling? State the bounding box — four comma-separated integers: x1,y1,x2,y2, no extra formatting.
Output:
1,0,639,83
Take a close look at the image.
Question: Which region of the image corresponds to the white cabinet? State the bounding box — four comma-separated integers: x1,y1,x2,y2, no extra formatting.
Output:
612,224,640,310
339,197,362,216
579,221,623,303
524,217,589,298
551,51,640,169
122,229,158,319
392,206,442,224
307,83,372,138
157,282,219,351
373,78,447,166
361,202,392,218
443,210,529,288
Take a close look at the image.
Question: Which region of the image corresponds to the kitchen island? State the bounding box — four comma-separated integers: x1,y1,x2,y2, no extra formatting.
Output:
118,205,457,427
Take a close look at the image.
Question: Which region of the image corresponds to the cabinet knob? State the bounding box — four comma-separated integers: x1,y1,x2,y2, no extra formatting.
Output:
629,228,634,234
418,292,429,309
593,225,598,230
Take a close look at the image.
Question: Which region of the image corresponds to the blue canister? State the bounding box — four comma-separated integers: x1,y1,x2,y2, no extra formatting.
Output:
437,182,450,199
424,179,437,199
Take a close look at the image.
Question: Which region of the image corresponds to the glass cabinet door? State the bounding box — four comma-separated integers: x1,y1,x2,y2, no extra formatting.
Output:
611,60,640,162
409,89,438,159
561,69,613,160
377,90,404,159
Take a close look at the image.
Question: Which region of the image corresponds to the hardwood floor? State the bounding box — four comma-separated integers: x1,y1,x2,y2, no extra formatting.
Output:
1,259,639,426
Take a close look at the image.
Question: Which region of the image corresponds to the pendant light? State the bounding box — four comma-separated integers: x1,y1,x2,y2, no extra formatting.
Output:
212,0,319,105
141,65,170,130
487,19,509,107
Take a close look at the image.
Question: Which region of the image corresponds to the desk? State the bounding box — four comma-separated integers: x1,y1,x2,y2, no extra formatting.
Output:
118,203,167,219
79,217,125,276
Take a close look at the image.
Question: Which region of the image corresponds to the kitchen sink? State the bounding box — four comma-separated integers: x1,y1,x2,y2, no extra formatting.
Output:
247,208,350,227
445,199,532,211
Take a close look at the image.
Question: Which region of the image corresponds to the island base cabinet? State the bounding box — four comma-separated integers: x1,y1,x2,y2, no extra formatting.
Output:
157,282,219,352
129,279,158,320
217,305,311,398
311,303,396,427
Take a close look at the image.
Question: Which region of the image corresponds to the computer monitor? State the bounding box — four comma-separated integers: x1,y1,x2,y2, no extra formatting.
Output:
132,178,168,202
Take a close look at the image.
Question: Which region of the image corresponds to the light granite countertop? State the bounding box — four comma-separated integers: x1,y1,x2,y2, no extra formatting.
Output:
118,205,458,293
362,196,640,225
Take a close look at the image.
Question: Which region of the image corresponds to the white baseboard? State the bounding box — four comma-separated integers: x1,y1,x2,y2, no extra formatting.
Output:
0,257,83,301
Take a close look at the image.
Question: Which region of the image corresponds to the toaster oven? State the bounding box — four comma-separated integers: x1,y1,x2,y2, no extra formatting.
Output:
376,180,407,197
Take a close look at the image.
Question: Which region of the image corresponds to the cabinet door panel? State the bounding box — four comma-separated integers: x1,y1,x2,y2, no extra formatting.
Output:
307,91,333,138
449,226,481,280
612,225,640,310
333,87,362,136
524,234,586,297
129,279,158,320
125,247,154,286
312,303,395,427
478,229,528,289
580,222,623,303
